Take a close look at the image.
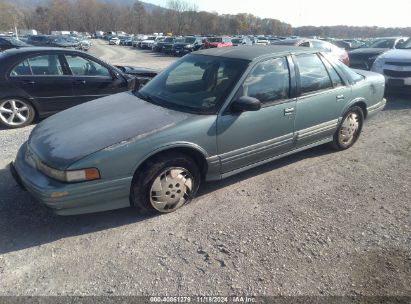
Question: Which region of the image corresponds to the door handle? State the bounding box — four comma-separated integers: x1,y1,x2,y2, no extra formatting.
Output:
336,94,345,100
22,80,35,85
74,79,86,85
284,107,295,116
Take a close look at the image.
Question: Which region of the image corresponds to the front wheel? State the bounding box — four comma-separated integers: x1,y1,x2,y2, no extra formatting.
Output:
0,98,35,129
130,152,200,214
332,106,364,150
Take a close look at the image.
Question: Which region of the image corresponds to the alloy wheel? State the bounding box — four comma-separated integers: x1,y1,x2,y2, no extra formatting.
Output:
0,99,31,127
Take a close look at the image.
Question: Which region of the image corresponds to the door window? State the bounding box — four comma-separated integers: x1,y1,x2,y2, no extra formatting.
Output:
65,55,111,77
10,59,31,76
10,55,64,76
321,57,344,87
241,57,290,104
296,54,332,94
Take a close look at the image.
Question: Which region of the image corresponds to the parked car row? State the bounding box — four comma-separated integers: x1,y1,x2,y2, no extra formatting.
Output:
1,34,93,51
110,33,411,93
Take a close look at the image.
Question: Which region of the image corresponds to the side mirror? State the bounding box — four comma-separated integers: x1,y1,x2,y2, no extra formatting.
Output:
231,96,261,113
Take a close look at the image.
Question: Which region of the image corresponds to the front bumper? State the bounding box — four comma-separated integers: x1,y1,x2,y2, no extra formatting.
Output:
11,143,132,215
367,98,386,119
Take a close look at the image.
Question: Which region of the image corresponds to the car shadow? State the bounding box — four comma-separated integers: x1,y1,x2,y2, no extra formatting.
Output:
0,165,152,254
197,144,336,197
384,94,411,111
0,144,335,254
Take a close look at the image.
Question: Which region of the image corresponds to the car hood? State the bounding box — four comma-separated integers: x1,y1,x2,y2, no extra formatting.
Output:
174,43,189,47
377,49,411,61
28,92,193,170
349,48,388,56
114,65,159,77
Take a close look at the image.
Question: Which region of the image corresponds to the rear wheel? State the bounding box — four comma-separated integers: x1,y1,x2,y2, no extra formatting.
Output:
130,152,200,214
332,106,364,150
0,98,35,129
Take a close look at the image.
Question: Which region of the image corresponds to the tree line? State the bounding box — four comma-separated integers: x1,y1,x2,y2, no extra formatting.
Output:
0,0,410,38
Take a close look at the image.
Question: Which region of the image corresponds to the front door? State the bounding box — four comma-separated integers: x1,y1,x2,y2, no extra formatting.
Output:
217,57,296,174
293,53,351,147
64,54,126,104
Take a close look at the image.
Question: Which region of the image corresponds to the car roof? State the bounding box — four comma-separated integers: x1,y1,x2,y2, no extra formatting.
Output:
0,47,85,58
194,45,315,61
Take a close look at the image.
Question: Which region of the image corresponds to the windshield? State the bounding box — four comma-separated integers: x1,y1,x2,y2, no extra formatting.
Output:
397,39,411,49
365,38,396,49
185,37,196,43
208,37,222,43
148,36,156,40
175,38,185,43
138,54,249,114
164,37,174,42
231,39,242,43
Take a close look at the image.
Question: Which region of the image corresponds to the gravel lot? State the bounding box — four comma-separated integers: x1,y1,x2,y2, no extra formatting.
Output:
0,41,410,298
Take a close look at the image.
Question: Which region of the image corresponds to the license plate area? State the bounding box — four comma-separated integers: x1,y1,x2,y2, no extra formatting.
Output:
387,78,405,86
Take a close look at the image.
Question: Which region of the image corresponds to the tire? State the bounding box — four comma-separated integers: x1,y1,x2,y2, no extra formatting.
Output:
331,106,364,150
130,152,201,214
0,98,35,129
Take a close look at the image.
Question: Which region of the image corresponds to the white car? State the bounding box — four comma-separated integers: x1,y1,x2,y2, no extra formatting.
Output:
140,36,157,49
109,37,120,45
371,38,411,92
255,36,269,45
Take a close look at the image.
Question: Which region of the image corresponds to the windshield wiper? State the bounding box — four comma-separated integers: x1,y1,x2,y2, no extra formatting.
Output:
135,91,160,106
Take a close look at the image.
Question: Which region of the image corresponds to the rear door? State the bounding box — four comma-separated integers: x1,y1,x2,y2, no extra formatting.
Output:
293,53,351,148
8,53,77,114
63,53,128,104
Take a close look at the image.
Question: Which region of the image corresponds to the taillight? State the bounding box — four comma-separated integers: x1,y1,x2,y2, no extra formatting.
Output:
342,52,350,66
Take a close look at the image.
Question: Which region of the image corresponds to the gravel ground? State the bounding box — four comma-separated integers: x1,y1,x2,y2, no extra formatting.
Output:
0,41,410,298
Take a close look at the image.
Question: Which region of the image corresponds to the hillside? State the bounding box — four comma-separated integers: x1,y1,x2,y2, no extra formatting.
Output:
13,0,164,13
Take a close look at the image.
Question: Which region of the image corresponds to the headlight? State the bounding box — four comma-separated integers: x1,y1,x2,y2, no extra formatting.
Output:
38,161,100,183
371,56,384,73
368,55,379,62
25,148,100,182
185,44,193,48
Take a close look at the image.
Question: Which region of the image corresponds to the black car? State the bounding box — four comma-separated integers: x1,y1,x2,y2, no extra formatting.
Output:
172,36,203,56
154,37,174,52
162,37,180,54
0,37,30,51
349,37,408,70
50,36,80,48
0,47,158,128
27,35,53,47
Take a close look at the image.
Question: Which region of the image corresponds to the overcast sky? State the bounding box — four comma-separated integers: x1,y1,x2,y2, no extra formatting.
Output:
143,0,410,28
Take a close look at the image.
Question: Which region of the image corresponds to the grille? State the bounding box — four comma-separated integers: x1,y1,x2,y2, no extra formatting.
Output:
384,69,411,77
385,62,411,66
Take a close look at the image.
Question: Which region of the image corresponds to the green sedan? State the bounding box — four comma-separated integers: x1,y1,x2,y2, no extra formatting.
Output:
10,46,386,215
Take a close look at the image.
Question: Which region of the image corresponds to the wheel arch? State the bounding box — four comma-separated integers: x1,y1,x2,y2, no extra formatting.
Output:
132,143,210,181
343,97,368,118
